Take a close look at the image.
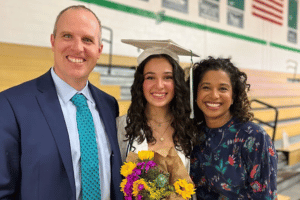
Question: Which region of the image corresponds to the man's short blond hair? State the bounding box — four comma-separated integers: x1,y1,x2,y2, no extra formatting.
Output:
52,5,102,45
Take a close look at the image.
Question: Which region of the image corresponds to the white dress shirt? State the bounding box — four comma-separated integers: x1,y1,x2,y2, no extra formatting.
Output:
51,68,111,200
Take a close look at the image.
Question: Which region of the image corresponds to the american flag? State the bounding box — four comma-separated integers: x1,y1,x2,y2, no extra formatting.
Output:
252,0,284,26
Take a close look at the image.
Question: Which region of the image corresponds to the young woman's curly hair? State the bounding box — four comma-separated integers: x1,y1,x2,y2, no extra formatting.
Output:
192,56,253,126
125,54,197,157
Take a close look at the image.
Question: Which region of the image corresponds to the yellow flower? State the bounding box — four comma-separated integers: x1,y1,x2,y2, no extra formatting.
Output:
174,179,195,200
147,182,158,199
147,182,170,199
120,179,127,193
120,162,136,177
132,179,149,196
150,187,166,199
138,150,154,161
150,190,160,199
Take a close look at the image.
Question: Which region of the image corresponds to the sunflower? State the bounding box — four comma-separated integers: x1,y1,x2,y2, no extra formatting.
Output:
174,179,195,200
120,179,127,193
120,162,136,177
138,150,154,161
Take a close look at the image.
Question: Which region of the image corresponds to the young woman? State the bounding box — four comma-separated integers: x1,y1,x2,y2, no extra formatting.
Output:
190,57,278,199
117,45,197,172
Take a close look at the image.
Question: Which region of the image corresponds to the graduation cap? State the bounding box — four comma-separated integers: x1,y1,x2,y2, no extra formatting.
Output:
121,39,199,118
121,39,199,65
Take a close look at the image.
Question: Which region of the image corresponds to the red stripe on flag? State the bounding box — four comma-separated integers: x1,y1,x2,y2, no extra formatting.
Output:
253,0,283,13
252,5,283,19
268,0,283,7
252,12,283,25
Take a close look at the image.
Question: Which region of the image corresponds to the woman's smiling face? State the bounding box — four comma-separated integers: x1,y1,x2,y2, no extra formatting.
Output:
196,70,233,127
143,57,175,109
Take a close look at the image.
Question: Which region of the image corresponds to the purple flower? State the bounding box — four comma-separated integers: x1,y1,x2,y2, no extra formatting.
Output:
138,184,144,190
137,195,143,200
124,182,132,196
125,196,132,200
125,174,139,196
133,168,142,176
127,174,139,184
145,160,157,171
137,162,145,169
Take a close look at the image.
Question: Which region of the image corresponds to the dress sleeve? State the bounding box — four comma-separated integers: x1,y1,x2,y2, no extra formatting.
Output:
241,123,278,199
116,115,128,163
189,145,201,195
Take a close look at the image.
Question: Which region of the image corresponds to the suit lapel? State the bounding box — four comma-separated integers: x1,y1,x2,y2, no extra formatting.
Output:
35,71,76,196
89,84,119,152
89,84,124,199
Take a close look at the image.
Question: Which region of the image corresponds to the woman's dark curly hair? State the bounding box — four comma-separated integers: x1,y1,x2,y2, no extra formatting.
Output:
192,56,253,126
125,54,197,157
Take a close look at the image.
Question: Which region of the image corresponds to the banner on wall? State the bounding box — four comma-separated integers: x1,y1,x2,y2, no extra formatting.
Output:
227,0,244,28
162,0,188,13
227,10,244,28
199,0,220,22
288,30,297,43
288,0,297,44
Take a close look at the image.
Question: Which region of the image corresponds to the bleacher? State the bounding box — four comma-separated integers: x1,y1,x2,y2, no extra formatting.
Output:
1,42,298,199
246,69,300,151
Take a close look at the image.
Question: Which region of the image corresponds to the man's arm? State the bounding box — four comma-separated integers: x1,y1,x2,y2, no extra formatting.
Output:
0,93,20,199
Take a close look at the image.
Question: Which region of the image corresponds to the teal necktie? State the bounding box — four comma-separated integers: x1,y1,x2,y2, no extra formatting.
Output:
71,93,101,200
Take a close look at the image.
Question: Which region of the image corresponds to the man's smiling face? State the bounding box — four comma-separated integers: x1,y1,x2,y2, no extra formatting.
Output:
50,8,102,90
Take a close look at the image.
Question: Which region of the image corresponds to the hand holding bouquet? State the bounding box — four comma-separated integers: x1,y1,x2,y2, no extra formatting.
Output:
120,150,195,200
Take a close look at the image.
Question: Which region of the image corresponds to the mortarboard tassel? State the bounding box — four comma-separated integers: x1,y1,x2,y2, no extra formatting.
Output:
189,51,194,119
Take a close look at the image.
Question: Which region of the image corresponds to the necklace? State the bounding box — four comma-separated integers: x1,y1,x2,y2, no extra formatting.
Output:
150,118,172,127
150,120,171,142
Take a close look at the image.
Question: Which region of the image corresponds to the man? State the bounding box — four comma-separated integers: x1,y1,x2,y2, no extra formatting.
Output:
0,5,123,200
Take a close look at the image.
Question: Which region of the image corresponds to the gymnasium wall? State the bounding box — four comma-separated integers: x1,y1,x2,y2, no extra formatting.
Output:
0,0,299,73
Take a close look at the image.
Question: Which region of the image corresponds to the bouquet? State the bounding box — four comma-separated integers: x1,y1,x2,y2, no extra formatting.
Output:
120,150,195,200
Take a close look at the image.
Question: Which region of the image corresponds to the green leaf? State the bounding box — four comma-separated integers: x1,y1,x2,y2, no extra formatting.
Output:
229,125,237,132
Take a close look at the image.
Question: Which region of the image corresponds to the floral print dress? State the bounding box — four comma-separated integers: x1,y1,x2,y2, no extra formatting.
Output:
190,117,278,200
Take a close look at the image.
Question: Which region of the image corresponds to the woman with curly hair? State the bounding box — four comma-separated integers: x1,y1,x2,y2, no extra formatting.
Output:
189,57,278,199
117,40,198,173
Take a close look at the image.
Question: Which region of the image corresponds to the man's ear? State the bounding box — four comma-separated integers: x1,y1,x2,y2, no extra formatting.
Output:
97,43,103,59
50,34,55,51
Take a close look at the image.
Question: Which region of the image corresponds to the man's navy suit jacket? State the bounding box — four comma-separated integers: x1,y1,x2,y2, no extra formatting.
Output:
0,70,123,200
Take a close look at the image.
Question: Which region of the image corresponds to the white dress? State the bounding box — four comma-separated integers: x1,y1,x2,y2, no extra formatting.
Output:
117,114,197,199
116,114,190,172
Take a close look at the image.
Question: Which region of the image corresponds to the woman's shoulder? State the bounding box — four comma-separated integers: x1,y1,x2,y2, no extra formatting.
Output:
117,114,128,138
233,119,269,139
239,120,266,132
117,114,127,123
117,114,129,163
117,114,127,128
